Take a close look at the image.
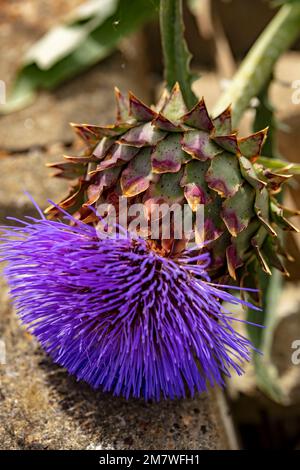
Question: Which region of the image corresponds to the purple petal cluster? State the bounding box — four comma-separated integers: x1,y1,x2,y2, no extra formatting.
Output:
1,209,259,400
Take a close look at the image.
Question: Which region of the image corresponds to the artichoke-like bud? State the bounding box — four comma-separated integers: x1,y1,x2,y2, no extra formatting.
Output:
47,83,298,282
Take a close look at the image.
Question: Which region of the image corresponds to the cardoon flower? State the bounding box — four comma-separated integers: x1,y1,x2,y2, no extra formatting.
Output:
1,205,260,400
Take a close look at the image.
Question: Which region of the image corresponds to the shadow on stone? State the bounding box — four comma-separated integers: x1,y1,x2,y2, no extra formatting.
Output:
38,352,226,450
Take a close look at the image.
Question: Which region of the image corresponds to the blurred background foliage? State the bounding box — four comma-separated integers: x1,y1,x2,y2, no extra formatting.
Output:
1,0,300,449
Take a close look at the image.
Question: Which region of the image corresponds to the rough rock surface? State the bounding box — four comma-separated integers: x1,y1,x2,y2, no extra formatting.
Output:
0,56,150,151
0,290,229,450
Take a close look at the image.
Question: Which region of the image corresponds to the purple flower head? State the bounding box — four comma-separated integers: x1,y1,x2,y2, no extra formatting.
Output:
1,203,260,400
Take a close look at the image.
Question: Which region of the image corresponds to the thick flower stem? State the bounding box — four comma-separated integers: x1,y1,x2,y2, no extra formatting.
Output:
213,3,300,126
159,0,197,108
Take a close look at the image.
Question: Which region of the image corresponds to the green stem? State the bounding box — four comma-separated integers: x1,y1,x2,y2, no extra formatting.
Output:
159,0,197,108
213,3,300,126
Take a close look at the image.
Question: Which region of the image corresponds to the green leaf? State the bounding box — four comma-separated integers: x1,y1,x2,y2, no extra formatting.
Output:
159,0,197,108
253,80,279,158
213,2,300,126
25,0,119,70
2,0,159,114
243,261,284,402
255,268,284,402
257,156,300,173
246,79,285,403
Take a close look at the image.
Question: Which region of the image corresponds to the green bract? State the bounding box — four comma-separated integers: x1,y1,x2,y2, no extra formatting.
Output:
47,84,298,282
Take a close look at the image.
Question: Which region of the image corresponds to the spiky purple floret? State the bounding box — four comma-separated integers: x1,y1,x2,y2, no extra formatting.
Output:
1,209,260,401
